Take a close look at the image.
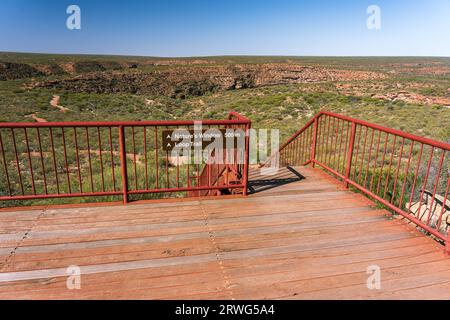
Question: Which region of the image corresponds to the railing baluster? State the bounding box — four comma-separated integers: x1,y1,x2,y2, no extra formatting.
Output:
316,117,323,164
328,117,336,167
311,117,318,167
176,126,180,189
49,128,60,194
437,178,450,235
322,117,328,163
0,131,12,196
131,126,137,191
363,128,375,188
165,126,169,189
10,129,24,195
243,121,251,196
390,137,405,204
305,124,310,164
308,124,313,163
73,127,83,193
398,141,414,208
425,151,446,225
383,135,397,199
351,125,363,181
155,126,159,189
85,128,94,192
325,117,335,167
319,116,327,164
331,118,340,169
293,133,299,166
23,128,36,195
97,127,105,192
416,147,435,220
341,121,350,175
369,130,382,192
108,127,116,192
187,145,191,188
287,133,293,166
407,143,424,213
61,128,71,194
36,128,48,195
344,122,356,188
336,119,345,173
119,125,128,204
143,126,148,190
376,133,389,195
357,126,369,184
306,124,312,164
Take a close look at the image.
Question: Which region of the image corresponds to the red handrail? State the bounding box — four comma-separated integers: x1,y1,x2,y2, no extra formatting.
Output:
0,112,251,205
272,111,450,155
319,111,450,151
272,111,450,252
0,118,250,128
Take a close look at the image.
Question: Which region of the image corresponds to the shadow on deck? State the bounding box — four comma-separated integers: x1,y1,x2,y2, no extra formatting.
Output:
0,166,449,300
248,166,305,194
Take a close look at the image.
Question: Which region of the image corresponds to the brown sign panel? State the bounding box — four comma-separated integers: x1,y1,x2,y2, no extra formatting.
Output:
162,129,244,151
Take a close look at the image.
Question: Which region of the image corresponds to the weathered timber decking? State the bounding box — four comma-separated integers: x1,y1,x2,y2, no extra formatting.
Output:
1,166,450,299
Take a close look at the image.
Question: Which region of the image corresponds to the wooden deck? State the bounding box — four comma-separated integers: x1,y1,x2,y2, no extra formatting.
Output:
1,166,450,300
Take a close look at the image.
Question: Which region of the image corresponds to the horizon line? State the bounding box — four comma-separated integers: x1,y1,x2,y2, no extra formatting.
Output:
1,51,450,59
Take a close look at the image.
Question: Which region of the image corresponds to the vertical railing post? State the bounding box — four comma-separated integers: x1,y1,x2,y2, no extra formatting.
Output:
444,179,450,255
119,125,128,204
311,117,319,168
243,121,251,196
344,122,357,188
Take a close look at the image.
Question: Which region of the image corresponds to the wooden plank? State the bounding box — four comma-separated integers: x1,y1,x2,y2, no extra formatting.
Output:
1,166,449,299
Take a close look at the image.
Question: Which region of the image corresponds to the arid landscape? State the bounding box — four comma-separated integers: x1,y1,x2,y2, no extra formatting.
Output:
1,53,450,143
3,0,450,304
1,53,450,206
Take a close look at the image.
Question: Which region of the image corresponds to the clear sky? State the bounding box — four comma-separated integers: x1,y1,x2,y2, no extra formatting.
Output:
0,0,449,57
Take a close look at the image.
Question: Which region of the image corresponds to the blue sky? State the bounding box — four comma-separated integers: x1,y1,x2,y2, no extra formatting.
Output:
0,0,449,57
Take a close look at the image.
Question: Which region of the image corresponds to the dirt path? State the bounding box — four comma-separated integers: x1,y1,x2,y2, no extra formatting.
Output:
145,99,176,118
50,95,71,112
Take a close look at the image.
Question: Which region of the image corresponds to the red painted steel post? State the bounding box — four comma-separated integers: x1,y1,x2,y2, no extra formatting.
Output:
344,122,357,188
242,121,251,196
311,117,319,168
118,126,128,205
443,178,450,255
446,222,450,255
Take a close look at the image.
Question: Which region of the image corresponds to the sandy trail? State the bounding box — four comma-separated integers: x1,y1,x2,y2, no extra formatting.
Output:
145,99,176,118
50,95,71,112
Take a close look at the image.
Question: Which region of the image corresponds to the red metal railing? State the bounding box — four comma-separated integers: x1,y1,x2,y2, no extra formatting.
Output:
270,111,450,250
0,112,251,205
